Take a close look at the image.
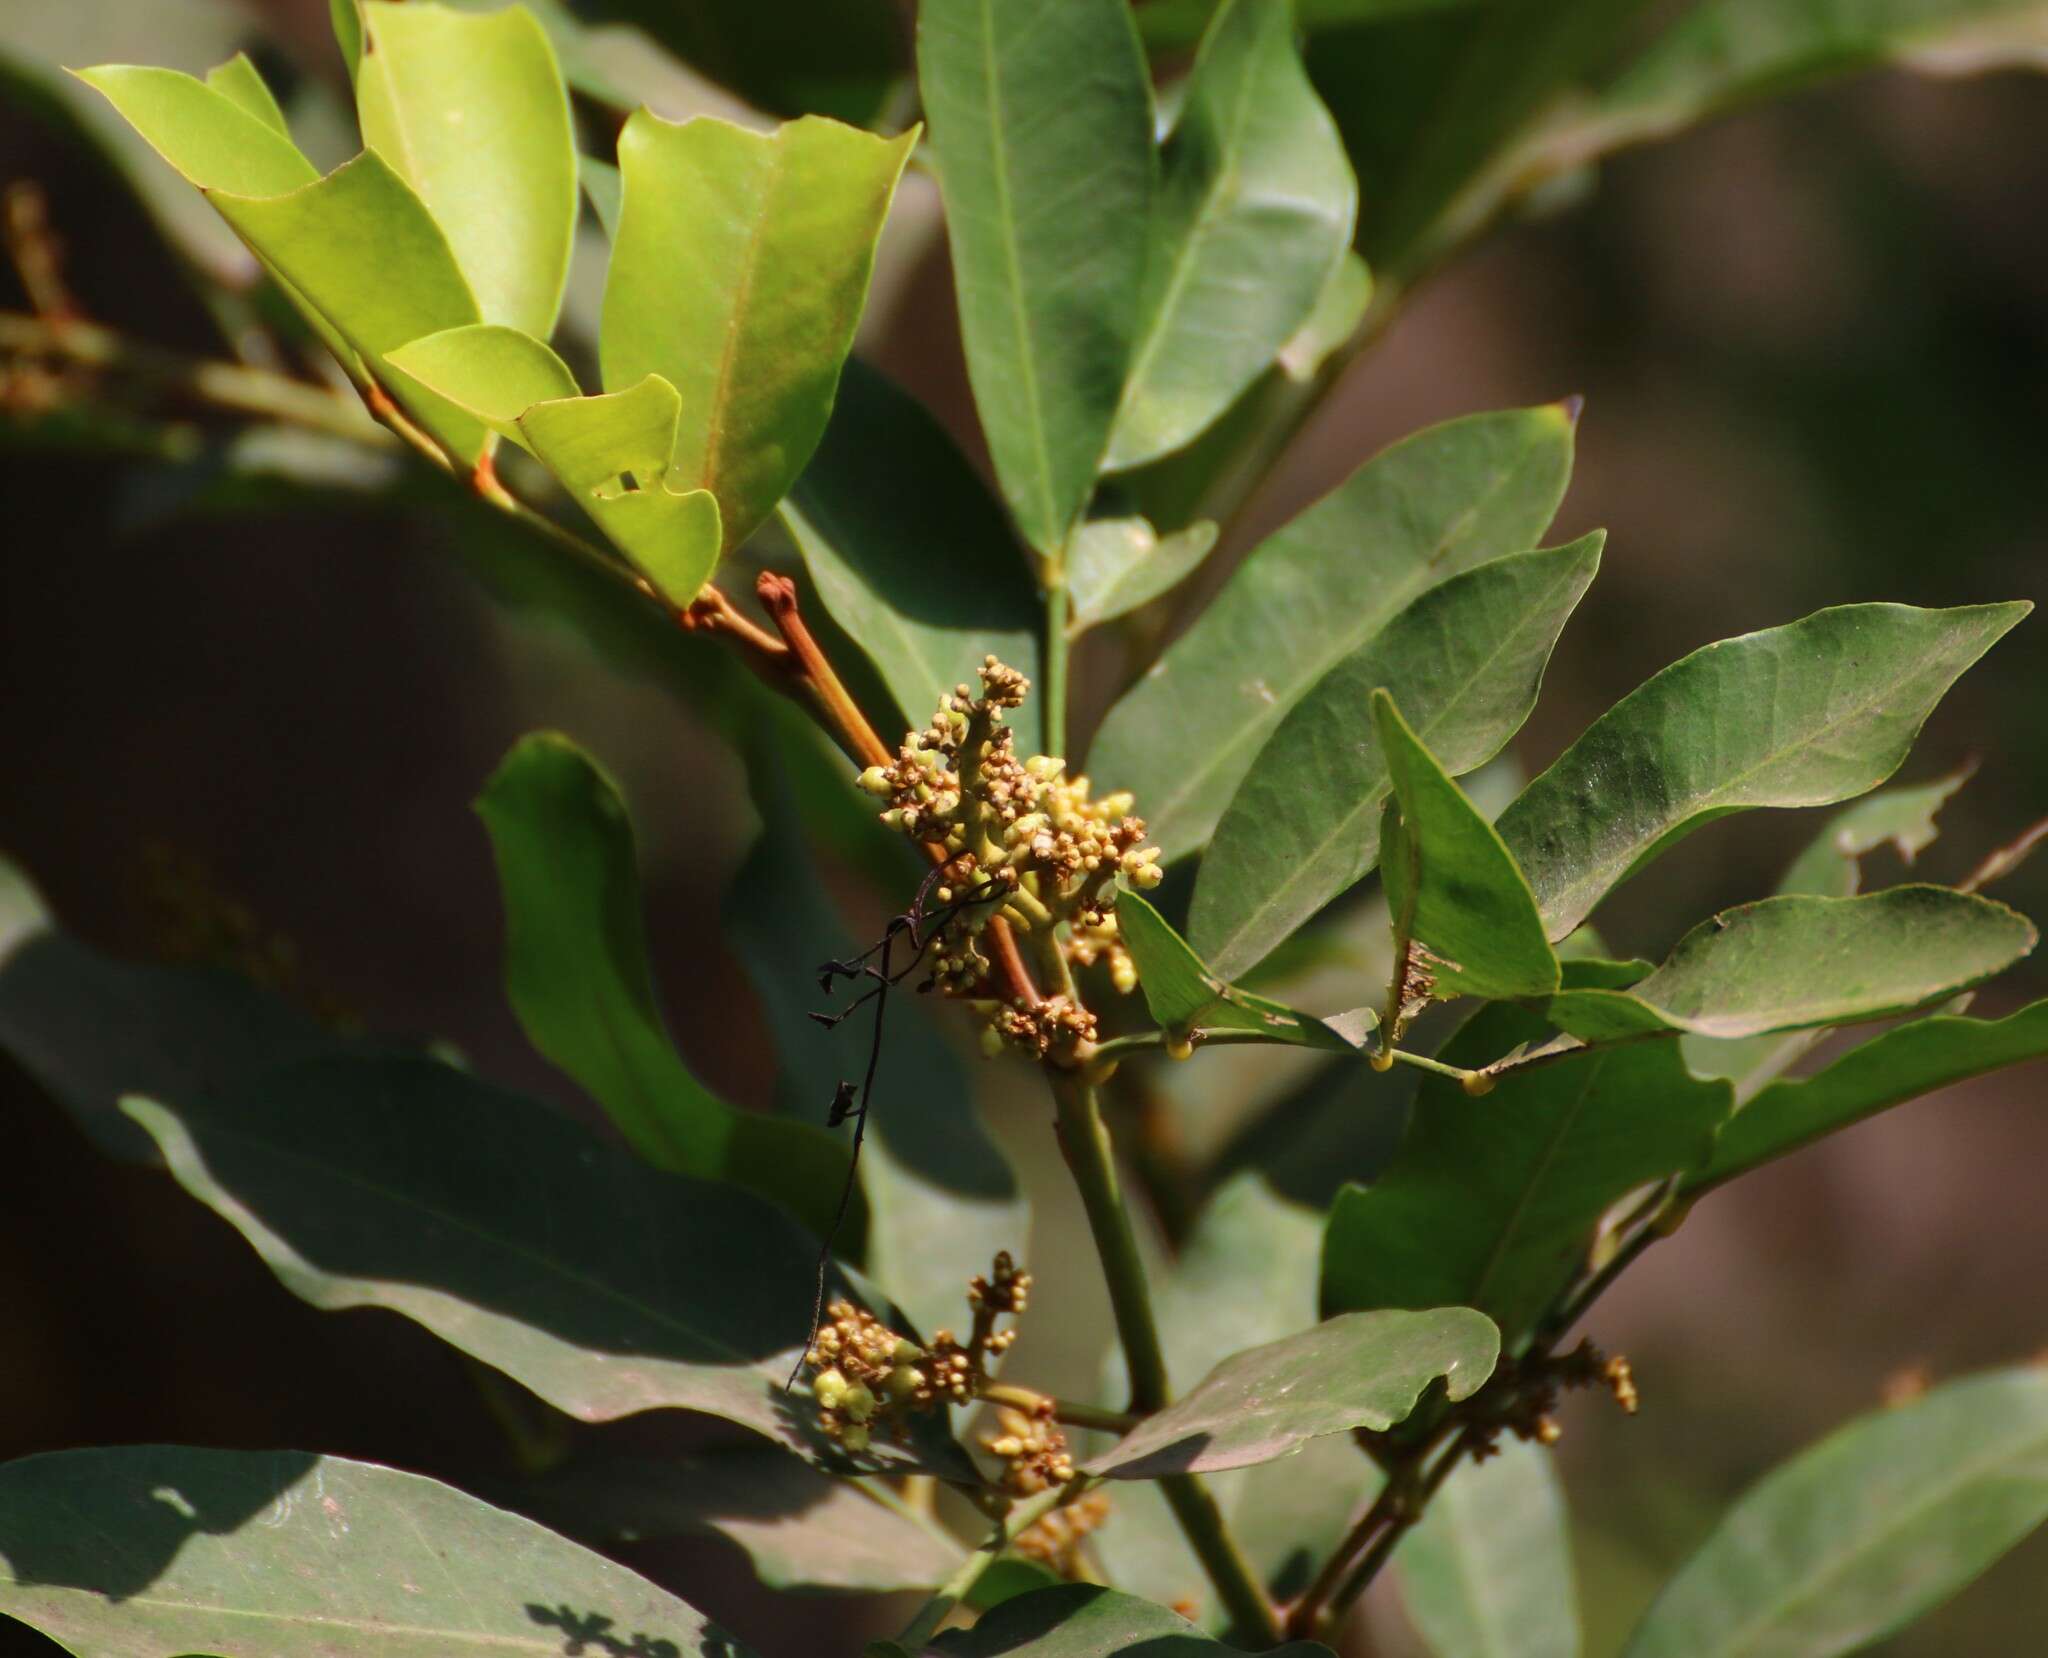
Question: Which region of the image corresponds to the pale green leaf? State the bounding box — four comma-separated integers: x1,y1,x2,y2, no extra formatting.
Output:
1278,249,1374,381
1398,1439,1580,1658
918,0,1156,553
72,64,318,197
1090,403,1576,864
1498,602,2030,942
581,153,621,238
1323,1003,1732,1343
1193,535,1600,980
1088,1307,1496,1478
475,732,856,1245
1622,1367,2048,1658
1691,998,2048,1194
1547,887,2035,1043
384,323,580,452
1066,516,1220,632
0,1448,754,1656
356,0,578,339
1119,891,1363,1051
332,0,363,79
1107,0,1356,470
785,359,1043,752
1777,762,1977,900
1377,690,1559,1001
932,1584,1335,1656
602,110,914,553
203,52,289,139
518,377,723,605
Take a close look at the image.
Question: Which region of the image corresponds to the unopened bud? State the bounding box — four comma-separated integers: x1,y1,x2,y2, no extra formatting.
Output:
857,766,893,795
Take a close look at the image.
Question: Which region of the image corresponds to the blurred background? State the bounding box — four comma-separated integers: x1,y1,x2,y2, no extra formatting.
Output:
2,1,2046,1653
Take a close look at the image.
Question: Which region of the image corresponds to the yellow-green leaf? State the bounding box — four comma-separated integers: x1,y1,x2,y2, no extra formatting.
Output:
384,323,581,452
202,52,290,139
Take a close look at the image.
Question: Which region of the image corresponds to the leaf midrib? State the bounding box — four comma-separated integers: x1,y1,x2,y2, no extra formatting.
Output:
694,133,783,521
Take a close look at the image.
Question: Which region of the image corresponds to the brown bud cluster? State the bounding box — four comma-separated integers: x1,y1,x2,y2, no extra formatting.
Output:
1013,1491,1113,1577
982,1403,1076,1495
993,993,1100,1061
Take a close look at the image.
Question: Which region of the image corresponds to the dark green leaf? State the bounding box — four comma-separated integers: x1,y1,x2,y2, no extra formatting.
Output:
0,1447,753,1656
1066,516,1220,634
1193,535,1600,979
355,0,578,339
1091,404,1576,865
785,359,1043,752
932,1584,1335,1656
1691,999,2048,1194
1107,0,1355,470
1323,1004,1731,1342
918,0,1155,554
1397,1439,1580,1658
1547,887,2035,1043
476,732,857,1246
1377,690,1559,1001
1622,1367,2048,1658
1118,890,1363,1051
1088,1306,1496,1478
602,110,914,553
1498,602,2030,942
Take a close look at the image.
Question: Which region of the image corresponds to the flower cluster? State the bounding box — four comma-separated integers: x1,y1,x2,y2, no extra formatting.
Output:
982,1403,1075,1494
857,658,1161,1056
1013,1490,1113,1575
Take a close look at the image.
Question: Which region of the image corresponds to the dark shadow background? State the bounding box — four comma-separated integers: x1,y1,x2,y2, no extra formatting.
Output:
3,2,2047,1654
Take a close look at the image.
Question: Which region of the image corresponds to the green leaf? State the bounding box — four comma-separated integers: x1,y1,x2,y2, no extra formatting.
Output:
203,52,289,138
602,110,914,553
119,1055,959,1472
1498,602,2031,942
932,1584,1336,1656
918,0,1156,554
1691,999,2048,1194
0,1447,754,1656
1776,762,1976,900
1622,1366,2048,1658
1119,890,1364,1051
1095,1174,1373,1623
332,0,364,77
1106,0,1356,471
1193,535,1600,980
384,323,581,452
1546,887,2035,1043
1066,516,1220,633
1090,403,1576,865
1278,249,1374,381
71,64,319,197
517,378,724,606
356,0,578,339
475,732,856,1246
512,1448,963,1593
1323,1004,1731,1343
1376,690,1560,1001
785,359,1044,752
1397,1439,1580,1658
721,773,1027,1343
1088,1307,1496,1478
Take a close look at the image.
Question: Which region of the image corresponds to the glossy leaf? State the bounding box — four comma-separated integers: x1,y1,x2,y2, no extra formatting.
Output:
918,0,1156,554
1091,403,1576,864
514,1448,962,1593
1119,891,1363,1051
203,52,289,138
72,64,318,197
722,776,1026,1343
1623,1367,2048,1658
0,1447,753,1656
1376,690,1559,1001
518,379,724,606
1106,0,1355,470
932,1584,1335,1656
384,323,580,452
1692,999,2048,1194
1323,1004,1732,1342
1499,602,2030,941
475,733,855,1245
1087,1306,1496,1478
785,359,1043,752
332,0,364,77
119,1056,955,1472
356,1,578,338
1193,535,1600,980
602,109,914,553
1547,887,2035,1043
1776,762,1976,900
1066,516,1220,633
1398,1439,1580,1658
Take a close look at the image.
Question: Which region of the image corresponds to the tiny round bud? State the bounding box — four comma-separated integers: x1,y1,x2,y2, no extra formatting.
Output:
841,1382,877,1422
857,766,893,795
841,1422,870,1453
885,1364,923,1400
813,1367,849,1410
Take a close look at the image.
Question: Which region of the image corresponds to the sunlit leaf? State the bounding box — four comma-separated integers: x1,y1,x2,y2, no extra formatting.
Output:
1278,249,1374,381
384,323,580,452
203,52,289,138
1066,517,1220,633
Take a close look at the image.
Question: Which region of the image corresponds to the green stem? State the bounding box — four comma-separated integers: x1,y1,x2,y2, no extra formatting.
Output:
1048,1074,1281,1644
893,1481,1079,1648
980,1381,1143,1436
1043,579,1072,757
